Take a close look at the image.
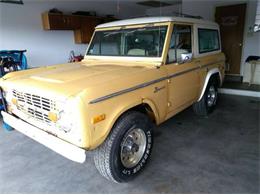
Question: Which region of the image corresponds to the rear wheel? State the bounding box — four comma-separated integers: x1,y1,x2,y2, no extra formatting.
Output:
94,111,153,183
193,78,218,116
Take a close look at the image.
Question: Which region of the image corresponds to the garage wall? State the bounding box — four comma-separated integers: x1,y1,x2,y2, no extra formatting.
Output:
182,0,260,77
1,0,259,75
146,4,182,16
0,0,144,67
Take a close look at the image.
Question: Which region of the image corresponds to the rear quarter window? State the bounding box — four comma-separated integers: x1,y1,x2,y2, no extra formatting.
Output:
198,28,220,54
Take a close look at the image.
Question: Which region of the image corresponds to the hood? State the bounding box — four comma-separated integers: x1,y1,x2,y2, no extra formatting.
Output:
1,62,153,98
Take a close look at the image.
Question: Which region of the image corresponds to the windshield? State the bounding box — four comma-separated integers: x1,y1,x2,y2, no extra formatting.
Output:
87,26,168,57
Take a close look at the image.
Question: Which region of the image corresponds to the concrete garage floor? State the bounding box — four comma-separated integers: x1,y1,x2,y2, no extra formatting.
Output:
0,94,259,193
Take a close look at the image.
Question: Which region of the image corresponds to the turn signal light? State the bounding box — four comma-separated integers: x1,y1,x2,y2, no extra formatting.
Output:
48,112,58,122
92,114,106,124
11,98,18,106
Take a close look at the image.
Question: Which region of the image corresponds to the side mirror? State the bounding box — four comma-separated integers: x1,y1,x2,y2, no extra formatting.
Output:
181,53,193,62
177,53,193,64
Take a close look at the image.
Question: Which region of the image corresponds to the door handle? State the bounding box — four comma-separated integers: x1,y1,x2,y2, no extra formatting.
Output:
195,60,202,68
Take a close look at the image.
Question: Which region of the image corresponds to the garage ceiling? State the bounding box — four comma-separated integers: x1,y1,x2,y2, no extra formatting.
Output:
22,0,181,7
20,0,182,19
137,0,181,7
0,0,23,4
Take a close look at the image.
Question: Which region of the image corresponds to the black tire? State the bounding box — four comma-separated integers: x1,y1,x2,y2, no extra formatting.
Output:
94,111,153,183
193,77,218,116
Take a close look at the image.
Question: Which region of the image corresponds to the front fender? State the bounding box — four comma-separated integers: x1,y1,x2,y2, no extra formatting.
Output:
87,98,143,149
87,98,161,149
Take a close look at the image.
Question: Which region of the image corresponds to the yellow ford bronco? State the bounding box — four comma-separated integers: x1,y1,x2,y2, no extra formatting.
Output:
0,16,225,183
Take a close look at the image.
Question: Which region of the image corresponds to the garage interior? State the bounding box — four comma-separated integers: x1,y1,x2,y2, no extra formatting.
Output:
0,0,259,193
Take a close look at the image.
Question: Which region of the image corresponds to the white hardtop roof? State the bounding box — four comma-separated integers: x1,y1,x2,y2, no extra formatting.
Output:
96,16,218,29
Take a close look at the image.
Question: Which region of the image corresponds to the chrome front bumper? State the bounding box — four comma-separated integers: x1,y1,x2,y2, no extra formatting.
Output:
1,111,86,163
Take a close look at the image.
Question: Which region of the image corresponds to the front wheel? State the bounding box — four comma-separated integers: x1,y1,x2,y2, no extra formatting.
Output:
94,111,153,183
193,78,218,116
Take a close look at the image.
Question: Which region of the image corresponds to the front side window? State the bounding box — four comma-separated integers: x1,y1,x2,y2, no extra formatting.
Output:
198,28,220,53
87,26,168,57
167,24,192,64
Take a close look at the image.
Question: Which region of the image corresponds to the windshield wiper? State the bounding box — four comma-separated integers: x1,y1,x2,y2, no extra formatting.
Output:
104,32,120,37
125,28,147,35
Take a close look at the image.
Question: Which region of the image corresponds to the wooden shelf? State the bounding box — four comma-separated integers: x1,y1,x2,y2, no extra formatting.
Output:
42,12,81,30
74,17,100,44
41,12,116,44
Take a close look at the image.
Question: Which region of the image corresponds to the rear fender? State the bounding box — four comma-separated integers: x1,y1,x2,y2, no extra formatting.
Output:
198,68,222,102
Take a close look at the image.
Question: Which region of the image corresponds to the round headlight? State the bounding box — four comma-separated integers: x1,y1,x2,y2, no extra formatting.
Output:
56,99,76,133
57,110,73,133
5,90,13,104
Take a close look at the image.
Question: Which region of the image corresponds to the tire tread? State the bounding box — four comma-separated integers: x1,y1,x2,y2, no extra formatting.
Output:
94,111,144,183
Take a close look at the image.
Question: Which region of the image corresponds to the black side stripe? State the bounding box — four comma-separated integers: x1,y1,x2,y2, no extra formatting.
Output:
89,76,168,104
89,60,223,104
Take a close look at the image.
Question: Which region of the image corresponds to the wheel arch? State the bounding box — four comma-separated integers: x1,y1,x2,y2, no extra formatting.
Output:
111,99,159,128
198,68,222,102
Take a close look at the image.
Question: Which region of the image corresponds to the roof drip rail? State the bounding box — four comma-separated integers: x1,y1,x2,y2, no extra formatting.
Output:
171,12,203,19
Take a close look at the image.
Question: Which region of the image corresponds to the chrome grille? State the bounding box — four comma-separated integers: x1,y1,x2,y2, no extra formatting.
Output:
12,90,57,124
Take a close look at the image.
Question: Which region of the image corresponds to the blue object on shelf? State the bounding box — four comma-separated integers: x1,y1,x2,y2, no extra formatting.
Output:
3,122,13,132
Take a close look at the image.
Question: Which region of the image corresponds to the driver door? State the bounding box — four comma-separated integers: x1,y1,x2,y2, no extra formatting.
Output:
164,24,200,115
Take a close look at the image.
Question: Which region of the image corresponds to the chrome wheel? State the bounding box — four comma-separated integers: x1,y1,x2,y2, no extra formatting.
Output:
120,128,147,168
207,85,217,107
